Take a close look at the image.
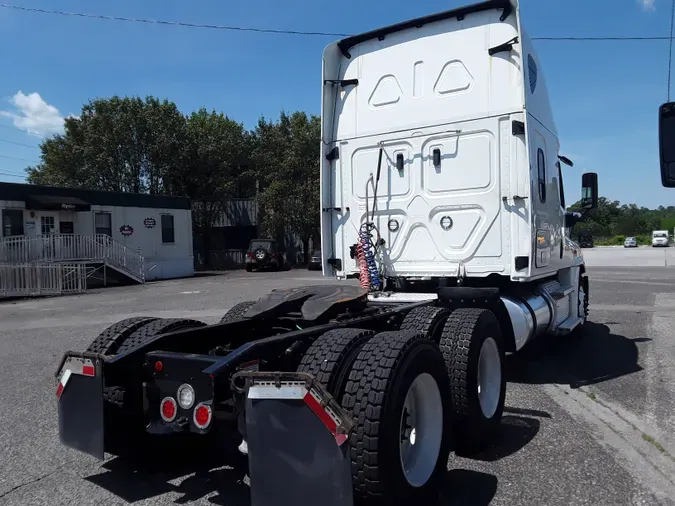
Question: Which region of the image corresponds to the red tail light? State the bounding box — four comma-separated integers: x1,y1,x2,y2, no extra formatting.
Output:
193,403,212,429
247,252,254,259
160,397,177,422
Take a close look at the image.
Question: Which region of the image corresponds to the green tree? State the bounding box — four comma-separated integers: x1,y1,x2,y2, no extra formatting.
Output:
252,111,320,262
26,96,186,194
176,108,252,257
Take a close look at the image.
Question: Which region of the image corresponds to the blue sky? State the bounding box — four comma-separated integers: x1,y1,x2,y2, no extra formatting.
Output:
0,0,670,207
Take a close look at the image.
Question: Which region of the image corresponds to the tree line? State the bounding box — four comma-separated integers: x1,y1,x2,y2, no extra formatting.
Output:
570,197,675,241
25,95,320,262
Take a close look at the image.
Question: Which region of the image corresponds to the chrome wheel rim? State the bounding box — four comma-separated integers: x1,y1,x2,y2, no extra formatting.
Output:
399,372,443,487
477,337,501,419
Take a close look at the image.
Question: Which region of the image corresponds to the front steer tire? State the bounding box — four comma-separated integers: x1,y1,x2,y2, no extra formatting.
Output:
297,328,375,402
439,307,506,456
342,330,452,504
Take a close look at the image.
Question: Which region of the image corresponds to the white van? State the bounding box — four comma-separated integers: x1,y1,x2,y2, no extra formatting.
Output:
652,230,669,247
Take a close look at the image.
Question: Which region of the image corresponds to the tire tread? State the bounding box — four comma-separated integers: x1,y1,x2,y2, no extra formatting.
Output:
220,301,257,324
86,316,158,355
342,330,425,498
116,318,207,355
400,306,450,342
297,328,374,397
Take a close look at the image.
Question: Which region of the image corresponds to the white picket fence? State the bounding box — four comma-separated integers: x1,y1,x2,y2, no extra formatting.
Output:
0,263,88,298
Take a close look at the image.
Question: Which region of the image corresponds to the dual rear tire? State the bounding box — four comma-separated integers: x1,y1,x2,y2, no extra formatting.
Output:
298,306,506,503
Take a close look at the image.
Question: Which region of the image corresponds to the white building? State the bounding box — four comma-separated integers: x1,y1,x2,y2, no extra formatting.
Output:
0,182,194,293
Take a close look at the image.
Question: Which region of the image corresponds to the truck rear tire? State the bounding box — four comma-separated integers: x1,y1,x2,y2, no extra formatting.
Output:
115,318,207,355
297,328,374,402
342,330,452,503
86,316,159,355
100,317,207,458
399,306,450,342
439,307,506,456
220,301,257,324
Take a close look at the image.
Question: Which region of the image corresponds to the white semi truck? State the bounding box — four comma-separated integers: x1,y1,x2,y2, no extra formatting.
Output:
55,1,599,504
320,0,598,496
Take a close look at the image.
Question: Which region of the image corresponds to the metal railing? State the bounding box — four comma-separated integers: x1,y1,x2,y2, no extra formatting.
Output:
0,263,88,298
0,234,144,282
195,249,247,270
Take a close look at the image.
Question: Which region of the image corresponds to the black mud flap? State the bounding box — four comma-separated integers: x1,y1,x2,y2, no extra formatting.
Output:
56,352,105,460
232,371,354,506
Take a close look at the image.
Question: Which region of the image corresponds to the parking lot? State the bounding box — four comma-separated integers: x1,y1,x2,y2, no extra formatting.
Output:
1,249,675,505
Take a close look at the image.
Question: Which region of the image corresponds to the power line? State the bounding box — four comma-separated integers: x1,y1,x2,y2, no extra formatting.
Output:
0,138,39,149
0,153,39,163
0,124,44,137
1,4,674,41
0,4,350,37
0,170,26,179
669,0,675,101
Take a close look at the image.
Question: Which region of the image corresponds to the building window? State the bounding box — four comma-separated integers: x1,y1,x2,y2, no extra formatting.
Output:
537,148,546,203
40,216,55,236
95,212,112,237
2,209,23,237
161,214,175,243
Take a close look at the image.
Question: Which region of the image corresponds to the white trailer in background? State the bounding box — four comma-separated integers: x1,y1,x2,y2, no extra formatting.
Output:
652,230,670,247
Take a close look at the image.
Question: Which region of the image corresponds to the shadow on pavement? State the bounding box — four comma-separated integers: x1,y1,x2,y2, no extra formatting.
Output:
466,414,541,463
86,444,250,505
506,321,645,389
439,469,498,505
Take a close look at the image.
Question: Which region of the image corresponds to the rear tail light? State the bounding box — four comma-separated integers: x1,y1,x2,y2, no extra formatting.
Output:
193,403,212,429
248,252,254,259
160,397,177,422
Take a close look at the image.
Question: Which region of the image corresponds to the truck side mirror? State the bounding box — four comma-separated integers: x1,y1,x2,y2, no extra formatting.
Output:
659,102,675,187
581,172,598,210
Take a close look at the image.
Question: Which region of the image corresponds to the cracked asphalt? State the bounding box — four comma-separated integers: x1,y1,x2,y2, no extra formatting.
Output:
1,256,675,505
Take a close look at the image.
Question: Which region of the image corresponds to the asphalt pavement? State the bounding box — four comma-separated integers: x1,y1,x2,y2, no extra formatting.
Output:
0,259,674,505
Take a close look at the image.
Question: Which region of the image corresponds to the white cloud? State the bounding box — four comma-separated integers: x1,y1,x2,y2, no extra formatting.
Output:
0,91,65,136
639,0,656,11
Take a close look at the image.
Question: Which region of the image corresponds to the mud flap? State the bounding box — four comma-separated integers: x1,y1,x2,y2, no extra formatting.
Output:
56,352,105,460
232,371,354,506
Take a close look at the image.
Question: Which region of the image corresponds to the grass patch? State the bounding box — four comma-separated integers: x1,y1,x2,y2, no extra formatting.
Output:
586,391,597,401
642,433,666,453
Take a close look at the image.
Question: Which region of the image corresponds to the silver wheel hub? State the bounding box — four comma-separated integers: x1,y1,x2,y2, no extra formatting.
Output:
477,337,501,419
399,373,443,488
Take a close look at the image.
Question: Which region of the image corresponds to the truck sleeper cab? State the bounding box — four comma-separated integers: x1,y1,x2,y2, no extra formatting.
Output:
320,0,597,348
